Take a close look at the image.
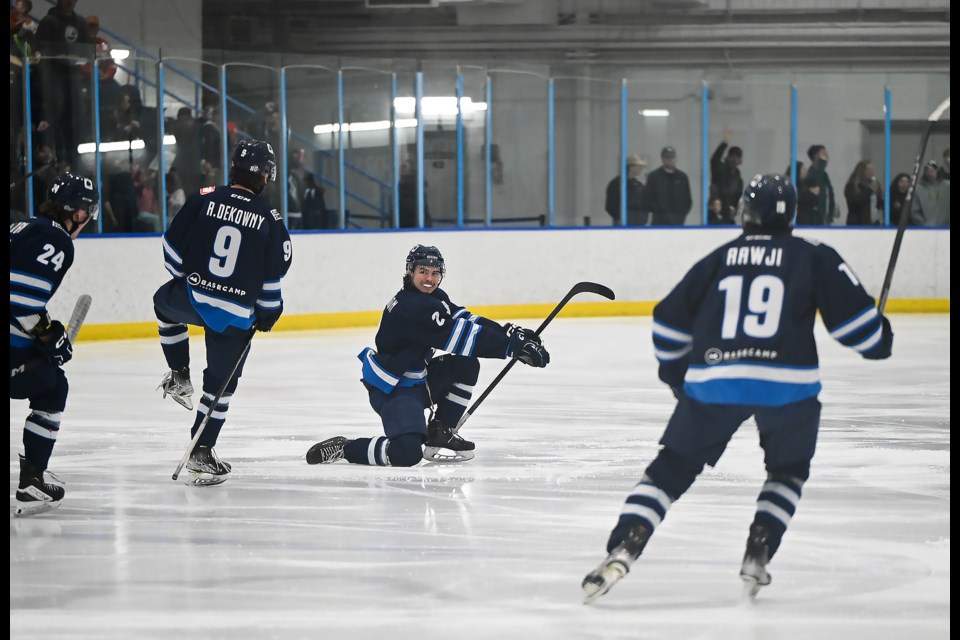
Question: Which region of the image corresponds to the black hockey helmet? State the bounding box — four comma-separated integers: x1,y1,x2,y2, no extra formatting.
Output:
230,138,276,193
404,244,445,282
48,172,100,222
739,173,796,230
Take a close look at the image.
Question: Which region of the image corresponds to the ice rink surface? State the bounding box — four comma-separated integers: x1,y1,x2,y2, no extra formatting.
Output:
10,315,950,640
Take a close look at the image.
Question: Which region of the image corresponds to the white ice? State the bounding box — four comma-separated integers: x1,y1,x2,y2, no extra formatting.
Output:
10,315,950,640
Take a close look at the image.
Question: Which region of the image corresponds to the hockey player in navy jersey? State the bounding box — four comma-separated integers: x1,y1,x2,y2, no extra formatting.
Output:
153,139,292,486
10,173,100,516
582,173,894,603
305,244,550,467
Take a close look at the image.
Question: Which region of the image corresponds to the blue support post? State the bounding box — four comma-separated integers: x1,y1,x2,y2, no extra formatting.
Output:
884,86,892,226
485,75,492,227
790,84,798,186
456,71,464,227
337,68,345,229
415,71,424,228
158,59,168,231
391,72,399,228
547,77,555,227
701,80,709,225
280,68,289,226
220,65,228,186
23,57,34,218
620,79,628,227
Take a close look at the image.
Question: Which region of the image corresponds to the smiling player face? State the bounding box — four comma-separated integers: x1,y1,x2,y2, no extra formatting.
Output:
411,265,442,293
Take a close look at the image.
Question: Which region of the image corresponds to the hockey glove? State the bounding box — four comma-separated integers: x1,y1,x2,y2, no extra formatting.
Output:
255,304,283,332
504,323,542,344
508,328,550,368
862,316,893,360
37,320,73,366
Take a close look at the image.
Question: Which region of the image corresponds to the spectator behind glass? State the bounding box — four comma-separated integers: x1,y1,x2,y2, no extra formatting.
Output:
604,153,648,226
302,172,333,230
910,161,950,227
843,160,883,226
398,160,432,228
79,15,116,82
888,172,911,226
789,161,818,226
10,0,38,57
199,105,223,187
247,103,283,208
804,144,837,225
106,86,142,143
709,126,743,224
30,144,59,208
131,166,162,232
707,197,734,225
646,146,693,226
166,167,186,221
171,107,202,197
286,148,308,230
34,0,92,168
937,148,950,182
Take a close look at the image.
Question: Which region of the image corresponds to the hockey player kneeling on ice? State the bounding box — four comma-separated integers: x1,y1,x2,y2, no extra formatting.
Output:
306,244,550,466
582,173,894,604
10,173,100,516
153,139,292,486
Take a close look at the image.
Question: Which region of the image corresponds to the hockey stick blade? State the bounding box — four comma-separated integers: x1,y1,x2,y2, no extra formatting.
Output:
453,281,616,431
877,96,949,314
67,294,93,343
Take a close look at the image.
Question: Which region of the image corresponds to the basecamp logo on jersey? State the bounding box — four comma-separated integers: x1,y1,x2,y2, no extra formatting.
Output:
705,347,778,364
187,272,246,297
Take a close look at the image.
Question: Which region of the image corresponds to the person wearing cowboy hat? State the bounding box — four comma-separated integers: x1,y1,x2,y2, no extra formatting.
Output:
604,153,649,226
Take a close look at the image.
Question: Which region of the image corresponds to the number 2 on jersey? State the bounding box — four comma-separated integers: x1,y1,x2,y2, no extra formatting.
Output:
209,226,242,277
718,275,784,339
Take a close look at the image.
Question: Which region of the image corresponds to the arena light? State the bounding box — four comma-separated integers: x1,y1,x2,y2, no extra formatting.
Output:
77,135,178,154
394,96,486,115
313,119,418,135
640,109,670,117
110,48,130,60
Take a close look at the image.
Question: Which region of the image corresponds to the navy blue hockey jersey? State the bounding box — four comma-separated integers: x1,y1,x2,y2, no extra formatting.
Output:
359,286,511,394
161,185,292,332
10,218,75,349
652,230,889,406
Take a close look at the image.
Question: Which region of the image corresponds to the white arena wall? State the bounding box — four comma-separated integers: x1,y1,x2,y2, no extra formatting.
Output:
56,227,950,341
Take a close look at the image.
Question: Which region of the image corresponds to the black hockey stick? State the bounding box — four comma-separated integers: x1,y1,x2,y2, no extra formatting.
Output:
877,97,950,314
171,329,255,481
10,294,93,379
9,161,56,189
454,281,616,432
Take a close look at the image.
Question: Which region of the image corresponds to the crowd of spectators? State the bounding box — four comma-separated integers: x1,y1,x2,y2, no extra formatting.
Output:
9,3,949,232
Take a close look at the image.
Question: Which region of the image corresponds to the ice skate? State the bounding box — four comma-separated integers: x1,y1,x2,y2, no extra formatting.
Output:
158,366,194,411
740,523,773,600
14,454,65,517
185,445,231,486
305,436,350,465
582,522,651,604
423,419,475,462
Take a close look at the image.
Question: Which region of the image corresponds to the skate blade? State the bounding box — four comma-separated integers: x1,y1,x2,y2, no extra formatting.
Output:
159,386,194,411
423,446,475,463
185,472,228,487
13,500,62,518
740,576,763,600
582,562,627,604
